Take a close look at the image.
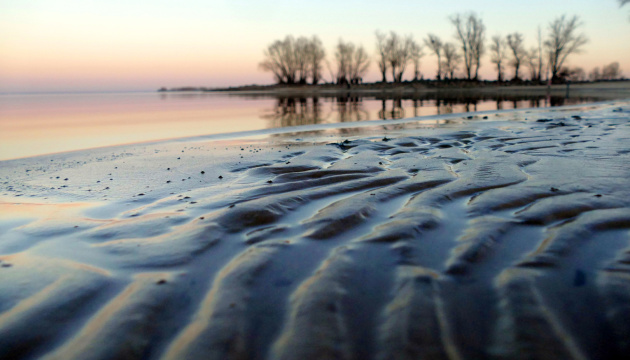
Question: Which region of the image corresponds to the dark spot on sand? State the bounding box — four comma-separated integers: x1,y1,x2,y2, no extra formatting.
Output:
64,178,69,181
572,115,582,120
466,115,474,119
229,204,235,208
218,176,223,179
138,193,145,196
379,162,383,165
382,137,390,142
267,180,273,184
595,194,602,197
199,217,205,220
573,269,586,286
156,279,167,285
537,118,552,123
550,187,559,192
201,171,205,174
482,116,488,119
166,180,171,183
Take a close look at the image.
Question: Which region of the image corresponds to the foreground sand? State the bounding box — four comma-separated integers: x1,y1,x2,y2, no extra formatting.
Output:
1,101,630,359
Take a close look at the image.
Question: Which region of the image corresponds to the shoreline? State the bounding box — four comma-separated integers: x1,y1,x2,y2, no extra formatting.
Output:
2,99,626,164
160,79,630,98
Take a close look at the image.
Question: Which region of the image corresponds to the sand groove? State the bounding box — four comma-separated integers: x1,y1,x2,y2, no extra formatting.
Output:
1,103,630,359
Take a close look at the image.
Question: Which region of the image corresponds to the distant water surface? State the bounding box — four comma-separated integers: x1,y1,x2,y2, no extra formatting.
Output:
0,91,603,160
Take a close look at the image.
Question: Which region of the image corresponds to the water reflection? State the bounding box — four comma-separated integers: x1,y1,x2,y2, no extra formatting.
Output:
256,93,597,129
0,91,604,160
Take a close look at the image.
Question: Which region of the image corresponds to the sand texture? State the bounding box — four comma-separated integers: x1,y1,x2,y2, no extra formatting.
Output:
1,101,630,359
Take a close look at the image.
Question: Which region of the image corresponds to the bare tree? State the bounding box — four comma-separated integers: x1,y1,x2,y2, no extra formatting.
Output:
450,13,486,80
350,45,371,84
471,16,486,80
424,34,443,80
294,37,309,84
506,32,526,80
489,35,508,82
375,31,390,82
334,39,370,85
411,41,425,81
566,67,586,81
334,39,353,84
387,32,418,82
525,47,540,81
544,15,588,83
387,32,405,82
589,67,601,81
306,36,326,85
536,26,543,82
259,36,297,84
442,43,461,79
260,36,326,85
602,62,622,79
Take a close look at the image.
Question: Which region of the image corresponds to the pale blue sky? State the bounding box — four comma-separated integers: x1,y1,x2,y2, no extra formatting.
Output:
1,0,628,92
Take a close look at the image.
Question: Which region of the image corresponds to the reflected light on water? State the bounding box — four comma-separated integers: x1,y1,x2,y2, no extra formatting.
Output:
0,92,599,160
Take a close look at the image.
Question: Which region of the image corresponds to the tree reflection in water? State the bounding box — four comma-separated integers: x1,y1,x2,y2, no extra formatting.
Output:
258,93,598,128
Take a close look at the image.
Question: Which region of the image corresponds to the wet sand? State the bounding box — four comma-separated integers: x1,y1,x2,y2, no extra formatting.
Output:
1,101,630,359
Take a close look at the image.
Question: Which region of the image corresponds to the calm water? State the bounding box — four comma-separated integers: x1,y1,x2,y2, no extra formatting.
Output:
0,91,602,160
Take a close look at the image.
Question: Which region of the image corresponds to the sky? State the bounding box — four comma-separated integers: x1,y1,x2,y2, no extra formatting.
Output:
1,0,628,93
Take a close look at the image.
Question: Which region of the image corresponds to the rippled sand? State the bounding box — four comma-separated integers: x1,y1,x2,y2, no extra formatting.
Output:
1,101,630,359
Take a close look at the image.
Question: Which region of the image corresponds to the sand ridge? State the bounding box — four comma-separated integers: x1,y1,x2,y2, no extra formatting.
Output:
1,101,630,359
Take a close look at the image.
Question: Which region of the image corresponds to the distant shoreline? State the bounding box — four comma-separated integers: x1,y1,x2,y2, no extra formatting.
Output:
158,80,630,99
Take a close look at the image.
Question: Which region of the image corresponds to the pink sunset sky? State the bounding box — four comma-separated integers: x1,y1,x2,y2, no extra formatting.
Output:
1,0,628,93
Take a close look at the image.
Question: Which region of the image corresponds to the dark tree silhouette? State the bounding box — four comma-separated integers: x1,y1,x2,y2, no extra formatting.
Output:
544,15,588,83
525,47,540,81
259,36,326,85
490,35,507,82
306,36,326,85
506,32,526,80
589,67,601,81
385,32,419,83
602,62,622,79
375,31,389,82
442,43,461,79
333,39,370,85
424,34,443,80
411,41,425,81
450,13,486,80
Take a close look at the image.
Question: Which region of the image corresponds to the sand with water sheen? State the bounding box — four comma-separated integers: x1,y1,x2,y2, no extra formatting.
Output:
1,101,630,359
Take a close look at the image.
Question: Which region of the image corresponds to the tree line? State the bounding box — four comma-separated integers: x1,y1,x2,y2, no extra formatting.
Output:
260,13,624,85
